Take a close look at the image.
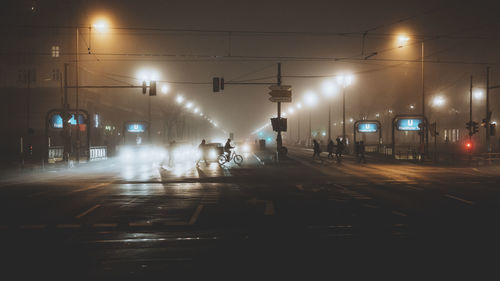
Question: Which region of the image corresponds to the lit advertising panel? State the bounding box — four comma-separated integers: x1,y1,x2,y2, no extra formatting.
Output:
50,114,85,129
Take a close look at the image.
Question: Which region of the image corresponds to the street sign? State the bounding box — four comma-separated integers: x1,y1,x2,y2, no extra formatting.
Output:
356,122,379,133
269,96,292,103
271,117,287,132
269,85,291,91
268,90,292,97
127,123,146,133
396,118,423,131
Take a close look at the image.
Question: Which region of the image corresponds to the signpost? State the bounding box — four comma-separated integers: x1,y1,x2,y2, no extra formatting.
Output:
391,115,429,161
353,120,382,153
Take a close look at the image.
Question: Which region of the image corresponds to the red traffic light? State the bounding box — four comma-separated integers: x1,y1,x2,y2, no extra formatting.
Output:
465,141,472,151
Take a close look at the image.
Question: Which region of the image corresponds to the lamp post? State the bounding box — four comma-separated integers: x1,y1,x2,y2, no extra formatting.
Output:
321,79,337,141
336,74,353,145
303,92,318,146
296,103,302,144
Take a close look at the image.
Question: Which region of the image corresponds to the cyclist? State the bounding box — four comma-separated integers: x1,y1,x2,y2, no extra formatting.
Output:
224,138,234,161
197,139,207,166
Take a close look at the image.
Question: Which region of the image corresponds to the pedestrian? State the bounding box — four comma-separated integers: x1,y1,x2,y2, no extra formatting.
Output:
197,139,207,166
327,139,334,159
335,137,344,160
312,139,322,162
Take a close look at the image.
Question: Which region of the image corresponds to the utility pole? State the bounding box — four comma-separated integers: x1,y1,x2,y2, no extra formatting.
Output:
486,67,491,153
63,64,70,162
328,102,331,141
76,27,80,163
297,110,300,144
148,95,152,143
342,87,346,144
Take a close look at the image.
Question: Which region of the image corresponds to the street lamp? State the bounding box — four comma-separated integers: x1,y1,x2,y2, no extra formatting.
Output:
397,34,410,48
336,74,354,145
176,95,184,104
321,79,339,141
304,91,318,145
295,103,302,144
432,95,446,107
161,84,170,95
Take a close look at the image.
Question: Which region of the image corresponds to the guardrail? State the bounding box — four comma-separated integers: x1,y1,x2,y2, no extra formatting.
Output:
90,146,107,161
48,146,64,163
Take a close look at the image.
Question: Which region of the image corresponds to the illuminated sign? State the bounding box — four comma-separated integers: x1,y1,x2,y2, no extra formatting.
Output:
127,123,146,133
397,118,423,131
357,122,379,133
50,114,85,129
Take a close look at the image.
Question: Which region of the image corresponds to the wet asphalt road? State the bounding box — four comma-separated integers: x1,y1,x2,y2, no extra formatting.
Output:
0,148,499,278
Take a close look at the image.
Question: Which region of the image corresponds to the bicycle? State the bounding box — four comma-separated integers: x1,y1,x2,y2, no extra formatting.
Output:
217,149,243,166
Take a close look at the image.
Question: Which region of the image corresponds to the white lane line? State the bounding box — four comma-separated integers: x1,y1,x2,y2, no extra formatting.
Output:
56,224,81,229
92,223,117,228
20,225,47,230
264,200,275,216
444,194,475,205
72,182,112,193
392,211,408,217
76,204,101,219
188,204,204,225
129,221,152,227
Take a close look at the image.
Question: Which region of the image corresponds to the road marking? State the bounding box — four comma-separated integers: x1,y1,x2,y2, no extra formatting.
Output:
93,223,117,228
296,184,304,191
392,211,408,217
20,224,46,229
221,167,232,177
188,204,204,225
405,185,424,191
56,224,81,229
444,194,475,205
72,182,112,193
129,221,152,227
264,200,275,216
76,204,101,219
362,204,379,209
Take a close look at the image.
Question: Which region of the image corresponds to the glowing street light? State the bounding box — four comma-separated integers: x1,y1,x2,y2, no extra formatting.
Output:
185,102,193,109
161,84,170,94
473,89,484,100
92,18,110,33
288,108,295,114
397,34,410,48
176,95,184,104
432,95,446,107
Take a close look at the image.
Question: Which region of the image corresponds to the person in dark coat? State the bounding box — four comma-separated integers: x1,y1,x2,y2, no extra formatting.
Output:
327,140,334,159
312,139,322,161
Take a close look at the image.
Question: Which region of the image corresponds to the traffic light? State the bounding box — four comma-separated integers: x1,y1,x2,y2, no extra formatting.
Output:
27,144,33,156
142,81,147,94
149,81,156,96
472,121,479,134
213,77,220,92
481,119,488,128
220,77,224,91
465,141,472,152
491,123,496,136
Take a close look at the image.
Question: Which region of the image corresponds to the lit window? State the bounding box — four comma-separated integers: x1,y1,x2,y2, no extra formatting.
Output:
52,46,60,58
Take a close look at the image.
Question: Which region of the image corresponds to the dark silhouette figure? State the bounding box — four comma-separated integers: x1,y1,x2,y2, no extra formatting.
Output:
224,138,234,161
335,137,344,161
198,139,207,166
327,140,334,159
312,139,322,161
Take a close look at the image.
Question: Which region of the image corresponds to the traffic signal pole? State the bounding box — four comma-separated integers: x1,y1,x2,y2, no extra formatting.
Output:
276,63,283,161
486,67,490,153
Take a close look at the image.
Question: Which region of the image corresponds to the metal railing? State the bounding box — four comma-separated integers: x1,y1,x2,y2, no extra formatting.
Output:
48,146,64,161
90,146,107,161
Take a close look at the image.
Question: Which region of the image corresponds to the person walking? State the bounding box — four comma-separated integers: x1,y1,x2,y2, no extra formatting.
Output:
197,139,207,166
335,137,344,162
312,139,322,162
327,139,334,159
